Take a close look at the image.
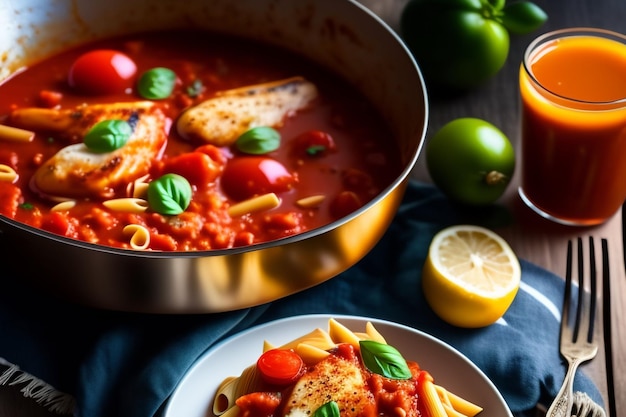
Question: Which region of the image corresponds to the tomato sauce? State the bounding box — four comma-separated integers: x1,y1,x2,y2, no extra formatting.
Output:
519,33,626,224
0,30,401,250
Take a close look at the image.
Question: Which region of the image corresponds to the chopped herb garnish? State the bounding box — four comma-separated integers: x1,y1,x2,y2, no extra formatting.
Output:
19,202,34,210
306,145,327,156
186,79,204,98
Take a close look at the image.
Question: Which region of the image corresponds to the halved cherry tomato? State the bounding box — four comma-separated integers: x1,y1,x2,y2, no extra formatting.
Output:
235,392,281,417
68,49,137,95
161,152,222,190
291,130,336,157
38,90,63,108
256,349,305,386
41,211,74,237
194,144,228,165
220,156,296,201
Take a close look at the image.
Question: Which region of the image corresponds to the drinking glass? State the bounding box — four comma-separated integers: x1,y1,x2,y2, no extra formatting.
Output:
518,28,626,225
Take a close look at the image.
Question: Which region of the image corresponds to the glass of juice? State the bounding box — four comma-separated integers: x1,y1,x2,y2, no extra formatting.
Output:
519,28,626,225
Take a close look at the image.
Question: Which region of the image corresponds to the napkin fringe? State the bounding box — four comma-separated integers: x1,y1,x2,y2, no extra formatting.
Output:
0,357,76,415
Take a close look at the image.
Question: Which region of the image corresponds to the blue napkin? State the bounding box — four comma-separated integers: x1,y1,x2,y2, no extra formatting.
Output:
0,181,602,417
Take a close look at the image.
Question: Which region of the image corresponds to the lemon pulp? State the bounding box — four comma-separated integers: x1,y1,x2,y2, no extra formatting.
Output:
422,225,521,328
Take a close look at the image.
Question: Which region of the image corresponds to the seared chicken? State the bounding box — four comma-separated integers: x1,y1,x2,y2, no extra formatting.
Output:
10,102,168,200
281,351,375,417
176,76,318,146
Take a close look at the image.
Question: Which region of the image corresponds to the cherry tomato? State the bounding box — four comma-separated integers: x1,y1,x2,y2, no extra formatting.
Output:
426,118,515,206
256,349,304,386
400,0,547,92
329,190,362,219
41,211,73,237
291,130,336,157
220,156,296,201
161,152,222,189
68,49,137,95
235,392,281,416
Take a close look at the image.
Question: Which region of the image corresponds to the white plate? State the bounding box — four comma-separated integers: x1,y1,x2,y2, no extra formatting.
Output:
164,314,513,417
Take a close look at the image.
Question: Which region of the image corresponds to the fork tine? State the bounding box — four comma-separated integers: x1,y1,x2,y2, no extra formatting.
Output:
587,237,598,344
574,237,584,342
563,240,574,341
569,237,598,344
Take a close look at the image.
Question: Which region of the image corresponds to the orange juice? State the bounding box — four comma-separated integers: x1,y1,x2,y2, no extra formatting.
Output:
519,28,626,225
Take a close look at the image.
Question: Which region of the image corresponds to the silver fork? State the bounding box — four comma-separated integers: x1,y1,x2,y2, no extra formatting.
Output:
547,237,600,417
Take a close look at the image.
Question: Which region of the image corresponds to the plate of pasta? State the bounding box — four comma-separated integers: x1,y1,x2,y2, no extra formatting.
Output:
164,314,513,417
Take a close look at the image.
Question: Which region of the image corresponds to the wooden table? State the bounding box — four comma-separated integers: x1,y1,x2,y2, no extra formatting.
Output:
1,0,624,416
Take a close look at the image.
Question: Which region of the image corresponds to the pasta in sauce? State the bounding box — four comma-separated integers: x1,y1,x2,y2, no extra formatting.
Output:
213,319,484,417
0,30,401,251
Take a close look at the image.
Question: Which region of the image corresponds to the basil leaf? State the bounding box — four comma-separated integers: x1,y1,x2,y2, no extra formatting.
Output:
235,126,281,155
138,67,177,100
84,119,132,153
359,340,412,380
313,401,340,417
147,173,192,215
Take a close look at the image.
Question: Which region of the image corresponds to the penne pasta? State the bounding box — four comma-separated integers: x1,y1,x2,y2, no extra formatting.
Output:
353,321,387,344
213,377,238,416
123,224,151,250
8,107,75,131
50,200,77,212
103,198,149,213
0,164,18,183
328,317,361,348
364,321,387,344
133,182,150,199
421,377,449,417
218,404,242,417
0,124,35,142
442,403,469,417
435,384,454,408
262,340,275,353
126,174,151,199
295,194,325,208
295,342,331,365
438,385,484,416
227,193,280,217
277,327,335,352
213,365,262,416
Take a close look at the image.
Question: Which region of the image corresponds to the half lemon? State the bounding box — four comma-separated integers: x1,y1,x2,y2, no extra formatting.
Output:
422,225,521,328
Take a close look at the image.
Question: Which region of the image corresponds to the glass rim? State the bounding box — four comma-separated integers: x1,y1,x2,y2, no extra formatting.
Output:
522,27,626,106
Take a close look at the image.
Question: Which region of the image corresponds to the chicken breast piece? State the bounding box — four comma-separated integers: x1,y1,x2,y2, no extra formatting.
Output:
176,76,318,146
282,351,375,417
11,102,169,200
